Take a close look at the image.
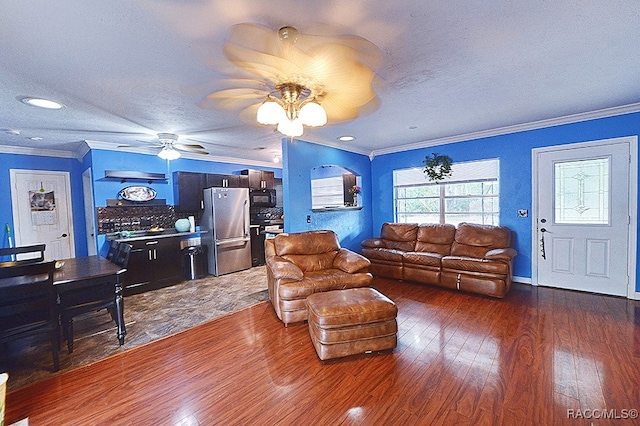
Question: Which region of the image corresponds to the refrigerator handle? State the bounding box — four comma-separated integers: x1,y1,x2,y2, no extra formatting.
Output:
244,199,250,237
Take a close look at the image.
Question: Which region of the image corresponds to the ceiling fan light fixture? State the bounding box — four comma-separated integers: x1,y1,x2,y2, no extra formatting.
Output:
299,101,327,127
157,146,181,160
257,98,286,125
277,118,304,137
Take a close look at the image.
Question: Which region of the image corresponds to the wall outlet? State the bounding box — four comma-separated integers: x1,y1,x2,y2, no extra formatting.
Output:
517,209,528,218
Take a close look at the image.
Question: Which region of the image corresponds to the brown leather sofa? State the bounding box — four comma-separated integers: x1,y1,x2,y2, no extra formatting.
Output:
361,222,517,298
265,230,373,326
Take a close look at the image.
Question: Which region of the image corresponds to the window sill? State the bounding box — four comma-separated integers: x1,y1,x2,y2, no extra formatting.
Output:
312,206,363,213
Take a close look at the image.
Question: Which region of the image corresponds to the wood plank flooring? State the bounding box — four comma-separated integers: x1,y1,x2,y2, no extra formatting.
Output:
6,278,640,425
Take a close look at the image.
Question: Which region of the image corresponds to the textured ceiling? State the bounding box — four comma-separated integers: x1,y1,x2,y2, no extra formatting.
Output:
0,1,639,165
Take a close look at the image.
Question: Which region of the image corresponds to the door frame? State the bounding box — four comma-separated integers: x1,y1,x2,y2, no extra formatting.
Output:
82,167,97,256
531,136,638,299
9,169,76,258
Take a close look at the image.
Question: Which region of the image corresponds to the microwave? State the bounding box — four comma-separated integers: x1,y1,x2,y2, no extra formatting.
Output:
249,189,276,207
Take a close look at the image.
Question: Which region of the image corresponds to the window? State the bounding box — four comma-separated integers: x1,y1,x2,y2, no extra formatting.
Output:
393,158,499,226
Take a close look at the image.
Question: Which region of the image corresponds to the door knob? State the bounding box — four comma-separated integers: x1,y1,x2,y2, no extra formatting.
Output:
59,233,68,238
540,228,547,233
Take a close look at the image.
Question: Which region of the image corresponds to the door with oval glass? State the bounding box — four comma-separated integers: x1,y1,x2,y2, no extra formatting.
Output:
534,138,632,296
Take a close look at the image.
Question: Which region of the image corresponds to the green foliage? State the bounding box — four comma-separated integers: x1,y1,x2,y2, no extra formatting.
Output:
423,152,453,182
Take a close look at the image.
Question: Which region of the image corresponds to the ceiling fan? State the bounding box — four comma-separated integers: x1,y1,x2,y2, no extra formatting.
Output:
120,133,208,160
204,23,382,138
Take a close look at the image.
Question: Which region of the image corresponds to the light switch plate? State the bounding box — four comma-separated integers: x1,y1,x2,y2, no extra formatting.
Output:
517,209,528,218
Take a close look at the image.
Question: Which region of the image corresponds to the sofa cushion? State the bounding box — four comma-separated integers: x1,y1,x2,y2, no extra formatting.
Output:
403,251,443,268
380,223,418,251
281,252,338,272
441,256,510,275
361,247,405,263
450,222,512,259
415,224,456,255
274,230,340,272
274,230,340,256
278,269,373,300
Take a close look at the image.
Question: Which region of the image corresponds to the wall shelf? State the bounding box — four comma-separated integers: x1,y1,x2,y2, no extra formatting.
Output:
104,170,166,183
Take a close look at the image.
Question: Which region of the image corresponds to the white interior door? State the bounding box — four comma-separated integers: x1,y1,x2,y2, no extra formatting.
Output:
534,139,631,296
10,169,75,260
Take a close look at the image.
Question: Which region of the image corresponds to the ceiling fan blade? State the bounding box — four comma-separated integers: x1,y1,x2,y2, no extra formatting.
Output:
174,143,205,150
175,145,209,154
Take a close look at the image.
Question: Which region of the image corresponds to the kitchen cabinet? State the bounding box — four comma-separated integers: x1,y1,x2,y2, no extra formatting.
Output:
241,169,274,189
123,236,183,295
173,171,205,212
249,225,266,266
174,171,249,212
206,173,248,189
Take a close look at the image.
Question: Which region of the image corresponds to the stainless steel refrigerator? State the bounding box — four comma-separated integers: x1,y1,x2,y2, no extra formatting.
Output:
201,187,252,276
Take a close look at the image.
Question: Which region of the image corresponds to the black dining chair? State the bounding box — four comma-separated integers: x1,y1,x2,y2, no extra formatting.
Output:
105,240,119,261
0,243,46,265
112,243,132,268
59,269,126,354
0,260,60,371
59,244,131,353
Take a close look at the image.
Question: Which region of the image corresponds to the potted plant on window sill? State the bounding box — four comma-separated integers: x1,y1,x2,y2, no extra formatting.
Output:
348,185,361,206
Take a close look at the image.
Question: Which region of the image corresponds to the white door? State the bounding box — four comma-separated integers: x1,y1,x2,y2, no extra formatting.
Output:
534,138,632,296
10,169,75,260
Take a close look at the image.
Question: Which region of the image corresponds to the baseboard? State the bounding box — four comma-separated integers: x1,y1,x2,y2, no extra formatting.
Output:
512,276,532,284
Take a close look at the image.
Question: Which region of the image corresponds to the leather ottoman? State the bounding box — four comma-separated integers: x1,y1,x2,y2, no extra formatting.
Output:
306,287,398,361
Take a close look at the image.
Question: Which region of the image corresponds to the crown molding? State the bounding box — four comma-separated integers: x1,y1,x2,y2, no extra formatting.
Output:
84,140,282,169
293,134,372,156
369,102,640,158
0,144,77,159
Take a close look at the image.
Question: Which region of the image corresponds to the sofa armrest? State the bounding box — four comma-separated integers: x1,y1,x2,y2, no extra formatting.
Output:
334,248,371,273
361,238,386,249
484,248,518,262
266,256,304,281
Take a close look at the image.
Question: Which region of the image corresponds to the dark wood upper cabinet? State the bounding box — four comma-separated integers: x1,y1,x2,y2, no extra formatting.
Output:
206,174,248,189
173,171,205,212
241,169,274,189
174,171,249,212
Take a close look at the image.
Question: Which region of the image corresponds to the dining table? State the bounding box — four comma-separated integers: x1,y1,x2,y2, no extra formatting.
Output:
53,255,127,347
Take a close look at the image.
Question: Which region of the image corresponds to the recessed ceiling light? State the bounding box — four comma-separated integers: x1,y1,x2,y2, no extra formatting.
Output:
20,97,65,109
338,135,355,141
29,137,44,141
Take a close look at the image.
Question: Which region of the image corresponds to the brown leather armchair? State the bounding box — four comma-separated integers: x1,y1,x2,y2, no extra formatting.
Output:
265,230,373,326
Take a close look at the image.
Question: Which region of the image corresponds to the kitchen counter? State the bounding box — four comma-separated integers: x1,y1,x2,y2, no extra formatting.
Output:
106,230,206,243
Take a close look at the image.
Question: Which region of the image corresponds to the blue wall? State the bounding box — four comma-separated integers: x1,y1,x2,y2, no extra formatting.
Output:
0,152,88,257
89,149,282,254
282,139,373,252
370,111,640,290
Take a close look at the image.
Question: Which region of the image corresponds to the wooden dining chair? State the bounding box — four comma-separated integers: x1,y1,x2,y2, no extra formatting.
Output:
0,243,46,264
58,269,126,354
0,260,60,371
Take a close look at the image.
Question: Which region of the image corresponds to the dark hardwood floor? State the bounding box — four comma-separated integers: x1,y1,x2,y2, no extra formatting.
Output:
6,278,640,425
